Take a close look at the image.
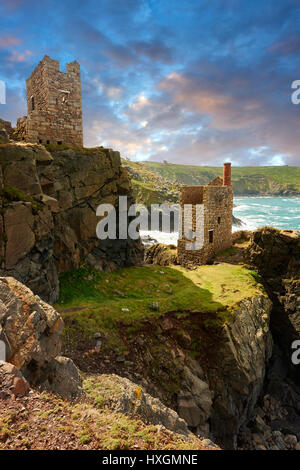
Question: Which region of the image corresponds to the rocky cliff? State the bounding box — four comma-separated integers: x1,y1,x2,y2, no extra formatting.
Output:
123,159,300,201
57,262,273,449
0,275,216,450
245,228,300,371
236,228,300,449
0,141,143,303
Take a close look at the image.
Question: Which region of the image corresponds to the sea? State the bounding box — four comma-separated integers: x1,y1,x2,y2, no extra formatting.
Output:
140,197,300,245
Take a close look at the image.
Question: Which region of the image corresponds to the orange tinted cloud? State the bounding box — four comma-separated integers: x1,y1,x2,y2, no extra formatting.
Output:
158,72,266,131
0,35,20,48
159,72,230,114
8,49,33,62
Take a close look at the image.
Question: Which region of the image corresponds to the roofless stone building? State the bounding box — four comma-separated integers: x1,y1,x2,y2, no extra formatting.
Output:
17,55,83,147
177,163,233,265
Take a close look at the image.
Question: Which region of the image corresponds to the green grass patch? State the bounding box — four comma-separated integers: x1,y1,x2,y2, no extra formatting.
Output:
57,263,265,347
144,162,300,188
124,160,300,198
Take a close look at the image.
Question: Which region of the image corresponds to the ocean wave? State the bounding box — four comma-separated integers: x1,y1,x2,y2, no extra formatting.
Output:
140,197,299,245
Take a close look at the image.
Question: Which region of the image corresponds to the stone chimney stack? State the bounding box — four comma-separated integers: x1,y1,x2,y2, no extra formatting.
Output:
223,162,231,186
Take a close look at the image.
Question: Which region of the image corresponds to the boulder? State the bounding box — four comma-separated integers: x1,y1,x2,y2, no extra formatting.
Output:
0,277,82,399
39,356,82,400
0,142,52,196
0,360,30,398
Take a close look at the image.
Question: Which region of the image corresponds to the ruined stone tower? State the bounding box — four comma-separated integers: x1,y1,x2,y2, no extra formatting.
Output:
177,163,233,265
17,55,83,147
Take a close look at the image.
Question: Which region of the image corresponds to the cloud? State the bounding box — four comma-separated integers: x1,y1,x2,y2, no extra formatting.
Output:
8,50,33,62
269,34,300,56
0,36,21,48
129,93,150,111
0,0,28,10
129,40,174,63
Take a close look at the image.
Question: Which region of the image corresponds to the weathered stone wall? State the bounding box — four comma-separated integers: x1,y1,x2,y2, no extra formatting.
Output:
16,56,83,147
0,142,143,303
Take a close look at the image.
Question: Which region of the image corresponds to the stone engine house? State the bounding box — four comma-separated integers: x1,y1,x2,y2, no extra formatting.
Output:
177,163,233,265
17,55,83,147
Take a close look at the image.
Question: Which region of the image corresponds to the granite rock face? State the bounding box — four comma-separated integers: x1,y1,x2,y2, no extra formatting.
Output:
245,228,300,360
244,227,300,444
177,359,212,437
207,295,273,448
0,276,82,399
0,143,144,303
171,295,272,448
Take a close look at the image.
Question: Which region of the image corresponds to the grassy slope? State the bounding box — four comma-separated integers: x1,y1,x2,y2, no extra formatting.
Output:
0,387,206,450
56,264,265,350
145,162,300,187
123,159,300,202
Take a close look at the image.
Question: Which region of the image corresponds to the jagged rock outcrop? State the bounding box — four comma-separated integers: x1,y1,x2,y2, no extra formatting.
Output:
242,227,300,449
245,228,300,361
245,228,300,279
0,276,82,399
0,142,144,303
232,215,244,227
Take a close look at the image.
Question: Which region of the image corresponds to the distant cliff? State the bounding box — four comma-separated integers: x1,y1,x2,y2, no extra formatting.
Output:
123,159,300,203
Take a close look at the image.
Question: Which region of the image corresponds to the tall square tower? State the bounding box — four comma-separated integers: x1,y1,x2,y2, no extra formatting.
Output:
17,55,83,147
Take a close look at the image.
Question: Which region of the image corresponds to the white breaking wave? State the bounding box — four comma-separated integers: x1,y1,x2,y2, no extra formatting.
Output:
140,217,256,246
140,230,179,245
140,197,299,246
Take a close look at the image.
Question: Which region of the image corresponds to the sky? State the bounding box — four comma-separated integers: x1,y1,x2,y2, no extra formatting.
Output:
0,0,300,166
